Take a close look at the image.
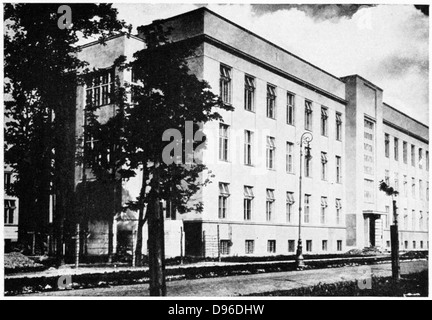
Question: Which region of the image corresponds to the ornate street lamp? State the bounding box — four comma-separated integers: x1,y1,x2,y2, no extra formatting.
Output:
296,131,313,269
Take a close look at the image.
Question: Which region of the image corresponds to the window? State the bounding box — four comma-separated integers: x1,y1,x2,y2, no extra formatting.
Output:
419,148,423,169
419,179,423,200
85,69,115,107
385,170,390,185
404,241,408,249
286,192,295,223
288,240,296,252
266,189,275,221
320,197,328,224
266,136,276,170
394,173,399,191
411,144,416,166
286,142,294,173
419,211,424,230
394,138,399,161
305,152,312,178
385,206,390,228
322,240,328,252
336,112,342,141
4,200,16,224
337,240,342,251
244,186,254,220
287,93,295,125
220,65,232,104
305,100,313,131
4,172,11,193
245,240,254,254
403,209,408,230
304,194,311,223
403,175,408,197
364,179,374,202
266,84,276,119
321,107,328,136
386,241,391,248
426,151,429,171
336,156,342,183
384,134,390,158
336,199,342,225
244,130,253,165
219,123,229,161
244,75,255,111
412,210,416,230
321,152,328,180
413,241,416,249
306,240,312,252
427,181,429,201
220,240,230,255
218,183,230,219
402,141,408,164
420,241,424,249
267,240,276,253
412,178,416,198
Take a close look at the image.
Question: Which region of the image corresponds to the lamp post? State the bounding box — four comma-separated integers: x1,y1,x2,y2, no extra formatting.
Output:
296,131,313,269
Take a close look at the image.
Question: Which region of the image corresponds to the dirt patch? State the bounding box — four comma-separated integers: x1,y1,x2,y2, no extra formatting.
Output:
4,252,45,273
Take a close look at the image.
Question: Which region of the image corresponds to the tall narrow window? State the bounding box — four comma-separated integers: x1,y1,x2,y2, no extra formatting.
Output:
394,137,399,161
336,199,342,225
384,134,390,158
321,152,328,180
218,183,230,219
320,197,328,224
219,123,229,161
244,130,253,165
306,240,312,252
304,194,311,223
266,84,276,119
4,172,11,193
385,206,390,228
412,209,416,230
336,156,342,183
427,181,429,201
245,240,254,254
287,92,295,125
412,177,416,198
403,175,408,197
266,189,275,221
267,240,276,253
286,192,295,223
244,75,255,111
403,141,408,164
266,136,276,170
419,148,423,169
426,151,429,171
4,200,16,224
385,170,390,185
337,240,342,251
244,186,254,220
305,100,313,131
404,209,408,230
394,173,399,191
411,144,416,166
336,112,342,141
220,65,232,105
305,153,312,177
419,211,424,230
321,107,328,136
419,179,423,200
286,142,294,173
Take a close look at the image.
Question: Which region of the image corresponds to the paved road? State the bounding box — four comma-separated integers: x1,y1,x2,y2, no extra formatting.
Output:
20,260,427,297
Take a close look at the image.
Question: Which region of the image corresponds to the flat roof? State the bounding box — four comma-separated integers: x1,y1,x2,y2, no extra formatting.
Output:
383,102,428,129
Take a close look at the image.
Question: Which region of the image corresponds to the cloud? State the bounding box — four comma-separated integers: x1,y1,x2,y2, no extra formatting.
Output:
114,4,429,125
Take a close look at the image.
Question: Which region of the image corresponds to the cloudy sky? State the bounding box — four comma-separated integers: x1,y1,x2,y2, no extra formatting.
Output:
112,3,429,125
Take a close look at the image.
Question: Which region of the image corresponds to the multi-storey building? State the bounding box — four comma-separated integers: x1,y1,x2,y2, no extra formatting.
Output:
4,165,19,252
72,7,427,257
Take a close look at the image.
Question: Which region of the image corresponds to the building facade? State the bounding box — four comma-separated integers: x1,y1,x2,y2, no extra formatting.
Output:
74,7,428,257
4,165,19,252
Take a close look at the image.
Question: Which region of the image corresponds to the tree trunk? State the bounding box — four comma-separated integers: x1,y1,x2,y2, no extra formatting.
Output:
135,166,148,267
148,165,166,296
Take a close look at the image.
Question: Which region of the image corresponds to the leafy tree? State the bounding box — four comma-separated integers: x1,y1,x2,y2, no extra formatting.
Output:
4,3,127,260
86,24,232,295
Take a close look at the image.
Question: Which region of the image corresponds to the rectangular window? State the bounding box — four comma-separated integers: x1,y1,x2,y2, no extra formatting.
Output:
394,137,399,161
419,179,423,200
427,181,429,201
386,241,391,248
364,179,374,203
266,84,276,119
286,192,295,223
245,240,254,254
404,241,409,249
403,141,408,164
4,172,11,193
305,100,313,131
320,197,328,224
220,240,230,255
336,199,342,225
384,134,390,158
411,144,416,166
337,240,342,251
218,183,230,219
426,151,429,171
412,210,416,230
287,92,295,125
219,123,229,161
304,194,311,223
85,69,115,107
419,148,423,169
412,177,416,198
394,173,399,192
336,112,342,141
336,156,342,183
244,130,253,165
321,106,328,136
322,240,328,252
244,186,254,220
266,136,276,170
403,175,408,197
220,65,232,104
286,142,294,173
267,240,276,253
419,211,423,230
4,200,16,225
266,189,275,221
420,241,424,249
244,75,255,111
385,206,390,228
306,240,312,252
305,152,312,178
385,170,390,185
413,241,416,249
288,240,296,252
403,208,408,230
321,152,328,180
